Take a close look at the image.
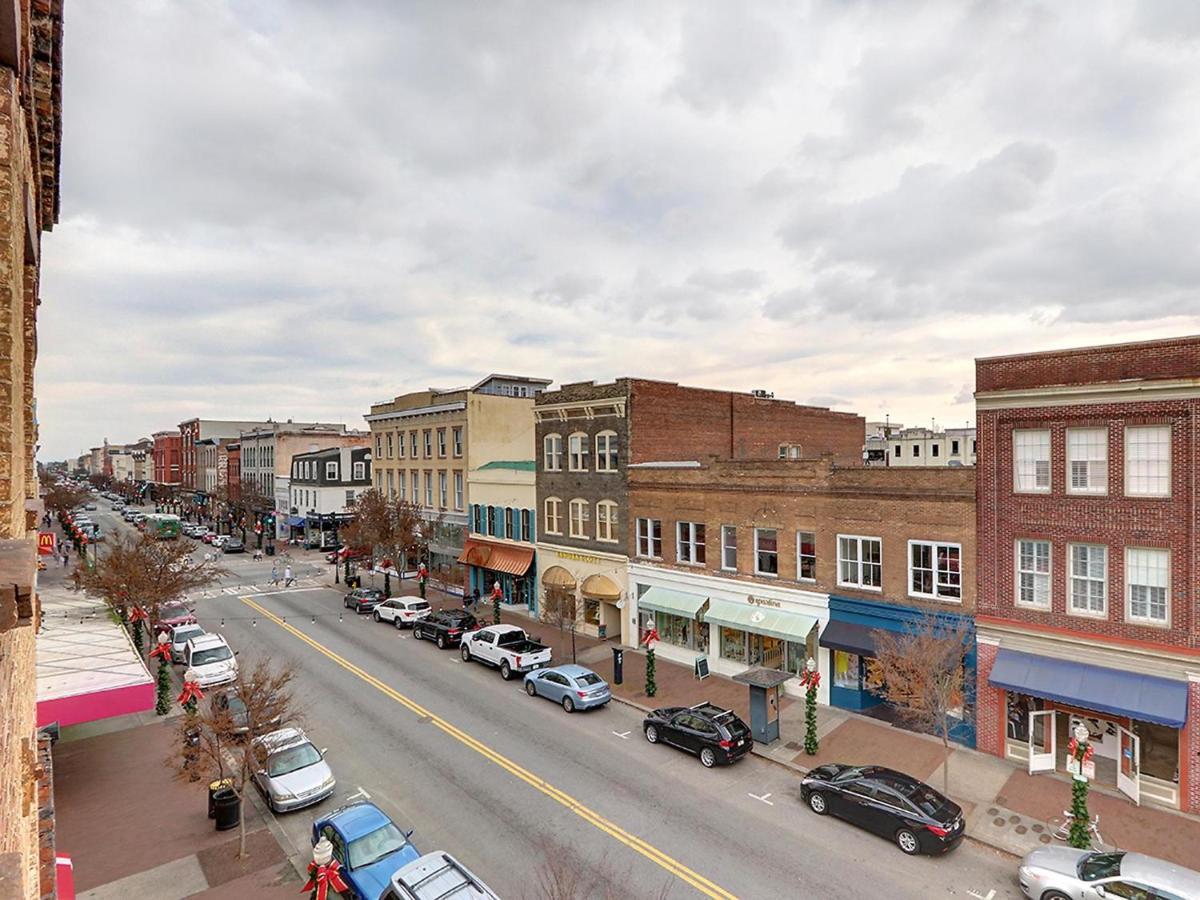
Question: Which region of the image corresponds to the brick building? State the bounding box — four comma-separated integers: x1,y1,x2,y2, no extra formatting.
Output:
533,379,865,646
225,442,240,502
177,418,275,491
151,430,181,490
973,336,1200,814
628,459,975,732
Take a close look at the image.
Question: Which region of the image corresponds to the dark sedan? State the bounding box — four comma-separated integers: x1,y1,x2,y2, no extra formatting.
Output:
222,539,245,553
412,609,478,649
344,588,385,614
800,764,964,856
642,702,752,768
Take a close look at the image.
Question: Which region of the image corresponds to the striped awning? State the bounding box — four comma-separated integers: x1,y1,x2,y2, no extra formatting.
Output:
457,539,534,576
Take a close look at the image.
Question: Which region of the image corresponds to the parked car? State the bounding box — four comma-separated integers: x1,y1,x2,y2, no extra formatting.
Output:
800,764,964,855
373,597,431,629
524,664,611,713
412,610,477,649
84,502,96,510
202,531,216,544
459,624,551,680
153,600,197,635
211,535,229,549
312,802,420,900
382,851,500,900
183,634,238,688
642,702,753,768
326,546,370,565
344,588,385,614
211,685,282,737
223,538,245,554
1018,848,1200,900
169,622,206,662
252,727,335,813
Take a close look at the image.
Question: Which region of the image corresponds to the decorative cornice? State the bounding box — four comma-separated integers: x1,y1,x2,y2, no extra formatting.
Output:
365,401,467,423
976,377,1200,411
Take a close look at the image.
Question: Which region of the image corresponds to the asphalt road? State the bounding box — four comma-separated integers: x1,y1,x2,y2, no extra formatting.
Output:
92,499,1025,899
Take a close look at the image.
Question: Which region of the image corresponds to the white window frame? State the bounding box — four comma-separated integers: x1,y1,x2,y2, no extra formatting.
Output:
568,432,590,472
386,432,394,459
1013,429,1051,493
1014,539,1051,609
437,429,447,458
397,430,405,458
596,500,618,543
1125,547,1170,626
797,531,816,581
438,471,447,508
543,434,562,472
636,518,662,559
544,497,562,535
424,471,433,506
1124,425,1171,498
453,471,463,510
1066,428,1107,495
837,534,883,591
325,461,338,480
676,521,705,565
720,525,737,571
595,430,618,473
423,430,432,458
754,528,779,578
1067,543,1107,618
411,470,419,501
568,498,588,538
907,540,963,603
452,427,463,457
353,461,365,480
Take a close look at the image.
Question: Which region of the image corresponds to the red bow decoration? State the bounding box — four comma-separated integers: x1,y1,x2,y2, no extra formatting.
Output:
1067,736,1095,763
641,627,660,647
129,606,149,624
149,642,172,663
177,681,204,706
301,859,349,900
800,669,821,690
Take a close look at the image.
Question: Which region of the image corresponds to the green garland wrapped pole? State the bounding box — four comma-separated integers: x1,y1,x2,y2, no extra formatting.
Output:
800,658,821,756
641,627,659,698
129,606,148,656
491,582,503,626
150,633,173,716
1067,723,1095,849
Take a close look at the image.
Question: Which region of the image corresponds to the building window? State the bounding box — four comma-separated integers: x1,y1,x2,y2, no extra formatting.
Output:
676,522,706,565
521,509,531,542
397,430,405,458
423,430,432,458
345,490,356,506
326,461,338,480
470,505,481,533
386,469,394,498
568,433,589,471
353,461,365,480
424,471,433,506
908,540,962,601
636,518,662,558
838,535,882,590
386,432,394,459
833,651,862,689
543,434,562,471
931,444,940,458
453,471,463,509
1013,429,1051,493
951,440,960,456
438,471,447,508
411,471,419,502
797,532,816,580
655,611,692,649
544,498,562,534
596,500,618,542
452,427,463,457
754,528,778,576
1125,425,1171,497
410,431,418,457
375,434,382,457
398,470,406,501
1067,428,1107,494
595,431,618,472
1126,548,1169,625
568,499,588,537
1015,539,1051,608
1068,544,1107,617
437,429,447,458
502,507,512,540
719,627,747,664
913,445,920,457
893,444,901,457
720,525,737,571
484,505,496,535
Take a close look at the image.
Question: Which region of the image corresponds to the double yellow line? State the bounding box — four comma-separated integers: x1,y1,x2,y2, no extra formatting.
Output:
241,597,737,899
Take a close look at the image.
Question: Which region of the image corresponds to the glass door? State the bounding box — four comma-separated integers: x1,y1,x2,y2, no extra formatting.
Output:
1117,724,1140,805
1028,709,1056,773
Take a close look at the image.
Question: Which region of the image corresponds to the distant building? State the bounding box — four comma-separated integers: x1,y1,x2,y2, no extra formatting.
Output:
152,431,182,490
289,446,372,549
865,424,976,467
178,418,278,490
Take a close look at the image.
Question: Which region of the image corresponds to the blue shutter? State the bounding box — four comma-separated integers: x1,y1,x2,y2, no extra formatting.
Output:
530,508,536,543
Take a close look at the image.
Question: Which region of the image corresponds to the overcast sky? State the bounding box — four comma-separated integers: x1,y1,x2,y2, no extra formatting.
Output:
38,0,1200,460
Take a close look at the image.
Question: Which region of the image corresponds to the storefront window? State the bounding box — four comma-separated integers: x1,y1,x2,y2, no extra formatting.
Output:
833,651,861,689
785,641,808,676
720,627,747,663
1133,720,1179,783
584,598,600,626
655,611,691,648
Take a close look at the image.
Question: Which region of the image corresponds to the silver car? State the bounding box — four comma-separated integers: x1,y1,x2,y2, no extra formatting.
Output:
252,727,336,813
1019,848,1200,900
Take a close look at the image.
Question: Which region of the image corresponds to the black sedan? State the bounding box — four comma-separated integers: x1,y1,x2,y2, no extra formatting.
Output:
800,764,964,856
642,702,752,768
343,588,385,614
412,609,478,649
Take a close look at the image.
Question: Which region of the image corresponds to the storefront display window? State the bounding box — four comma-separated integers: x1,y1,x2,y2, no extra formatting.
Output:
584,598,600,626
1133,720,1179,783
655,611,691,648
785,641,808,676
720,627,747,663
833,650,861,689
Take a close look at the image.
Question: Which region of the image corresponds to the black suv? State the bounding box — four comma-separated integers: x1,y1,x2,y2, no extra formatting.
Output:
413,609,478,649
642,702,752,768
344,588,385,614
800,764,964,855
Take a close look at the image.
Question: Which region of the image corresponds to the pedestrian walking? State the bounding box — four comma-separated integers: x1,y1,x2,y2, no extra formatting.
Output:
284,564,294,588
271,562,279,586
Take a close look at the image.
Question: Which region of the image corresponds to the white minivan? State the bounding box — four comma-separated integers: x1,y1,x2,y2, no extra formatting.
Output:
184,634,238,687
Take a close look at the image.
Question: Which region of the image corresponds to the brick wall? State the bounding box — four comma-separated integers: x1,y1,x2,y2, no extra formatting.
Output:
36,736,52,900
977,335,1200,392
0,626,38,898
974,641,1002,756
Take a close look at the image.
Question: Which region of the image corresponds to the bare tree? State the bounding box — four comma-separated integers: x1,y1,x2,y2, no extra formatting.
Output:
865,611,972,796
172,658,301,858
343,492,431,594
540,589,578,663
44,483,90,517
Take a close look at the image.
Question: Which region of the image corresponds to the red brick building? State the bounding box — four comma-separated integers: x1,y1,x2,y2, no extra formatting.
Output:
225,442,241,502
152,430,181,488
974,336,1200,814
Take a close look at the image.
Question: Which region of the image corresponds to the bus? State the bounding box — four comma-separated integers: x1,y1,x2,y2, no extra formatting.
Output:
143,513,182,540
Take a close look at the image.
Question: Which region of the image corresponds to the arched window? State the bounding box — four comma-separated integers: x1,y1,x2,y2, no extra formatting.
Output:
568,433,590,472
595,431,619,472
596,500,618,542
543,497,562,535
543,434,562,471
569,498,589,537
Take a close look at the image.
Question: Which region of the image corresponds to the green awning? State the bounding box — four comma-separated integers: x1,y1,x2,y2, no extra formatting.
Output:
638,587,707,618
703,597,817,643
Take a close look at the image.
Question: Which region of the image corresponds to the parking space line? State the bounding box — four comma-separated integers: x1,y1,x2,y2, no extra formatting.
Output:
612,730,631,740
748,792,774,806
241,596,738,900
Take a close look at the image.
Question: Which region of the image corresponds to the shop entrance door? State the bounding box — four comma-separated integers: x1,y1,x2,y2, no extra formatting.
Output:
1117,724,1140,805
1029,709,1056,774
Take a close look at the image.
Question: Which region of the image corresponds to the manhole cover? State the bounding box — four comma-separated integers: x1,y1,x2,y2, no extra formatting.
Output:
1015,825,1027,835
993,818,1006,827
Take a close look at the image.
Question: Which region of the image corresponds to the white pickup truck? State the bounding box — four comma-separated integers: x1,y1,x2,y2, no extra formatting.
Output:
459,624,552,680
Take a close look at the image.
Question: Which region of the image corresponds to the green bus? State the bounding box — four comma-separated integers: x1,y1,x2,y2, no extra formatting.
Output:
144,513,182,540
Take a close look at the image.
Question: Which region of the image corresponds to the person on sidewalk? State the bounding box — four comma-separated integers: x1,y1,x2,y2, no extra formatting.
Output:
284,564,294,587
270,562,279,586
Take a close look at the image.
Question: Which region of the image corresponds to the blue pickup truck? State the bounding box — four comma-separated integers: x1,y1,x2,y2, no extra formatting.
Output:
311,802,420,900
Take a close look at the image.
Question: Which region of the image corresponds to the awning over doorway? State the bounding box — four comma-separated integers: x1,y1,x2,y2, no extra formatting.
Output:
581,574,621,601
286,516,305,527
456,539,534,576
988,648,1189,729
541,566,576,588
819,620,877,657
703,598,817,644
638,586,707,618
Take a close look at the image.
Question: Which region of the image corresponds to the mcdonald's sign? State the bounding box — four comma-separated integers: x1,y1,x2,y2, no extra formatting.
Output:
37,532,56,556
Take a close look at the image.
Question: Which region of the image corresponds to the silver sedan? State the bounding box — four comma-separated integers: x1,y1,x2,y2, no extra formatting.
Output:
1019,848,1200,900
252,727,336,813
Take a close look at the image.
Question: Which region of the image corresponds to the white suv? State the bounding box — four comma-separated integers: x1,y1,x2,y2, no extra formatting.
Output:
184,634,238,687
373,598,432,629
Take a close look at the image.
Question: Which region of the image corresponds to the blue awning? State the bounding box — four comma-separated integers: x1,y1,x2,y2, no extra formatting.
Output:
988,648,1188,728
286,516,306,527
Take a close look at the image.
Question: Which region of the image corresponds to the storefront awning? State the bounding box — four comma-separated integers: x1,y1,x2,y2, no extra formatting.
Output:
542,566,576,588
287,516,305,527
819,620,877,657
457,539,534,576
988,648,1189,729
703,597,817,644
638,586,707,618
581,574,621,601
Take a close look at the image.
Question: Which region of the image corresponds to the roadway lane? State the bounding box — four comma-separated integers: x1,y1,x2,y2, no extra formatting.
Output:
187,584,1023,900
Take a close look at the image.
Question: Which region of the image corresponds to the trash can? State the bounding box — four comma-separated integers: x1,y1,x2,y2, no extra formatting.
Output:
212,788,240,831
207,778,232,818
265,545,275,557
612,647,624,685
